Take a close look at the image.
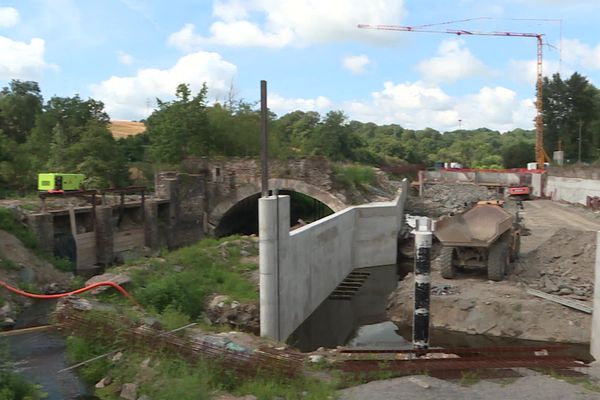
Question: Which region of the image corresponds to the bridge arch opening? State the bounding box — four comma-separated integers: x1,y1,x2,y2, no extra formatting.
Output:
213,190,334,238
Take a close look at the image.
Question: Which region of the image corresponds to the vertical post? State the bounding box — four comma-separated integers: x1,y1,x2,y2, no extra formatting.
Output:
578,119,583,164
590,231,600,359
260,80,269,197
413,217,432,354
259,196,279,340
418,170,424,198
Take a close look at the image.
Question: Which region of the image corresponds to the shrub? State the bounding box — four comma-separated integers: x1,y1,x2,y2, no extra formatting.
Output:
332,163,376,189
0,208,37,249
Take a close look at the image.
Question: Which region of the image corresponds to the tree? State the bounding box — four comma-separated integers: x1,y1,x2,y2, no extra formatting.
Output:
147,83,212,163
542,72,600,162
0,80,43,144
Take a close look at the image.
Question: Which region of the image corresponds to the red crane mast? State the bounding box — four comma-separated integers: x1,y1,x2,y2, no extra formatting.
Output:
358,23,549,168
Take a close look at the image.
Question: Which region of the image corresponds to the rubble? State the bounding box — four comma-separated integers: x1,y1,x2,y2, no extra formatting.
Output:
511,228,596,301
405,184,497,217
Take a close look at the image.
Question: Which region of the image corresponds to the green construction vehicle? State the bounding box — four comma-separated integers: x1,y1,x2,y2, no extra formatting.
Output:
38,173,85,193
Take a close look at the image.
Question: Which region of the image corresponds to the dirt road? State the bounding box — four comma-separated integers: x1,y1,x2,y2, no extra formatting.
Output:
520,199,600,254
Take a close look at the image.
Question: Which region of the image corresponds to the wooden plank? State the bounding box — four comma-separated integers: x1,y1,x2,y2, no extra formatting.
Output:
114,229,145,253
526,288,593,314
76,232,96,269
0,325,56,337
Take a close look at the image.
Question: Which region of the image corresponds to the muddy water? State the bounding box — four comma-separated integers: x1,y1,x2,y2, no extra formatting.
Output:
2,300,97,400
347,320,593,362
290,262,592,362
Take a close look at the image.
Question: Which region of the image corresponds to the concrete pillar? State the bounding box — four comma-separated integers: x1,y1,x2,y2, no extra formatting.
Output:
259,196,279,340
591,231,600,360
413,217,433,353
259,195,290,341
144,199,159,249
165,178,179,249
27,213,54,254
95,206,114,266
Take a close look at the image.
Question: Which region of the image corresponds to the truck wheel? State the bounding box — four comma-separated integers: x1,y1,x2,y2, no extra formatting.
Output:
488,241,508,281
439,247,456,279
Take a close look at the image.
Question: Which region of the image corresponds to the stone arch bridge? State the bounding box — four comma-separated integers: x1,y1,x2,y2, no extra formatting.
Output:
155,157,352,241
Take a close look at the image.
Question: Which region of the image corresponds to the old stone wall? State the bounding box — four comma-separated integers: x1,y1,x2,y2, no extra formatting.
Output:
182,156,334,192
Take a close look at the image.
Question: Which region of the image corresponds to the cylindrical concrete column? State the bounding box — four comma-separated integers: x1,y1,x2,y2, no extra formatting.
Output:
259,196,280,340
590,231,600,359
413,217,433,353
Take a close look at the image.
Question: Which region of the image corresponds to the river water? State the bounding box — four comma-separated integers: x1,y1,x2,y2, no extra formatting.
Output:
2,300,96,399
291,263,592,362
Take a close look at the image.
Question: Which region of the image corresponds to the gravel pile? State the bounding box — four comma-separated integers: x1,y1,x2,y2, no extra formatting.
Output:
406,184,498,217
512,228,596,300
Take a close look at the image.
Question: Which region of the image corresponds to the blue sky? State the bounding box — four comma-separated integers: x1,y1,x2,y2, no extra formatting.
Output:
1,0,599,131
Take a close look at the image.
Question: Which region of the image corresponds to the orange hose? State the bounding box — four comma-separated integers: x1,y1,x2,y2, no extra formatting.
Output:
0,280,140,307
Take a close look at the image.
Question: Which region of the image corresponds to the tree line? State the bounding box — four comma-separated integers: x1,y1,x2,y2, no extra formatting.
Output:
1,72,598,195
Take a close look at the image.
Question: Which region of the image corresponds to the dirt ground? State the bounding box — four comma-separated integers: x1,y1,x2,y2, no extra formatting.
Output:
388,199,600,344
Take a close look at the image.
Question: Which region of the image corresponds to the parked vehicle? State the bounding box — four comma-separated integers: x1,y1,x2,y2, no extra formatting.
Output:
435,202,520,281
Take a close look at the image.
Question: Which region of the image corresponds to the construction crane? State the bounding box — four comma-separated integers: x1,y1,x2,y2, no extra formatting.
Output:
359,23,551,169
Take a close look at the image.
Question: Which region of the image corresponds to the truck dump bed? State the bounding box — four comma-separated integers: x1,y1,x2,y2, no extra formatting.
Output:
434,204,513,247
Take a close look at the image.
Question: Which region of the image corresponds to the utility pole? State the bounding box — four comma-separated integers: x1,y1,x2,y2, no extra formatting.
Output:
578,119,583,164
260,80,269,197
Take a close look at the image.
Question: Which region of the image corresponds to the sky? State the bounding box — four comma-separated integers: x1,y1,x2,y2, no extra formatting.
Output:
1,0,599,132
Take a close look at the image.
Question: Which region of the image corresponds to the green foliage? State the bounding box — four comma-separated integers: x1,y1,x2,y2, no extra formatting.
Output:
0,342,47,400
0,255,18,271
147,83,214,163
332,164,376,189
542,72,600,163
65,335,112,384
142,358,213,400
131,236,258,322
0,208,37,249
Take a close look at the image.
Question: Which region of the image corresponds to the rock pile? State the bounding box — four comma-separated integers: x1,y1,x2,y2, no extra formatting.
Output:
205,294,259,334
512,228,596,300
406,184,498,217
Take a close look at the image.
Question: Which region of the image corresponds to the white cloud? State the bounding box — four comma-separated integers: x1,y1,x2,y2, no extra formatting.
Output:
343,81,535,131
268,93,332,116
508,58,564,85
0,7,19,28
561,38,600,70
0,36,54,80
342,55,371,74
117,50,135,65
417,39,490,83
168,0,406,50
90,51,237,120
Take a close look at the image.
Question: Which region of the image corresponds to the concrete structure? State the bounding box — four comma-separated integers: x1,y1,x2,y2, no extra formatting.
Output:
546,176,600,205
591,231,600,360
259,180,408,341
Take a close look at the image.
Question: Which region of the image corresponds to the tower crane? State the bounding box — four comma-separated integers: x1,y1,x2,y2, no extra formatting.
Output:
359,23,551,169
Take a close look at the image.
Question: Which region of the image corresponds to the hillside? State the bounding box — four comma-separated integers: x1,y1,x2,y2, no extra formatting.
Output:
108,120,146,138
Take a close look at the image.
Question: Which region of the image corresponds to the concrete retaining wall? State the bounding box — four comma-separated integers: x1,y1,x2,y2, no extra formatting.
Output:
259,180,408,341
546,176,600,205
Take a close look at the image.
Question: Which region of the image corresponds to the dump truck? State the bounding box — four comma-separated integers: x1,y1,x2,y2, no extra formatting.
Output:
434,201,520,281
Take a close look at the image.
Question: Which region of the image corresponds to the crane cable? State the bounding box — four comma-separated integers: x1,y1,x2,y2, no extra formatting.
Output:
0,279,140,307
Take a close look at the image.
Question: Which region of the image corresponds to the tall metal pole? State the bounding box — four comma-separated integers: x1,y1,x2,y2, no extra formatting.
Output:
413,217,432,354
578,119,583,164
260,80,269,197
